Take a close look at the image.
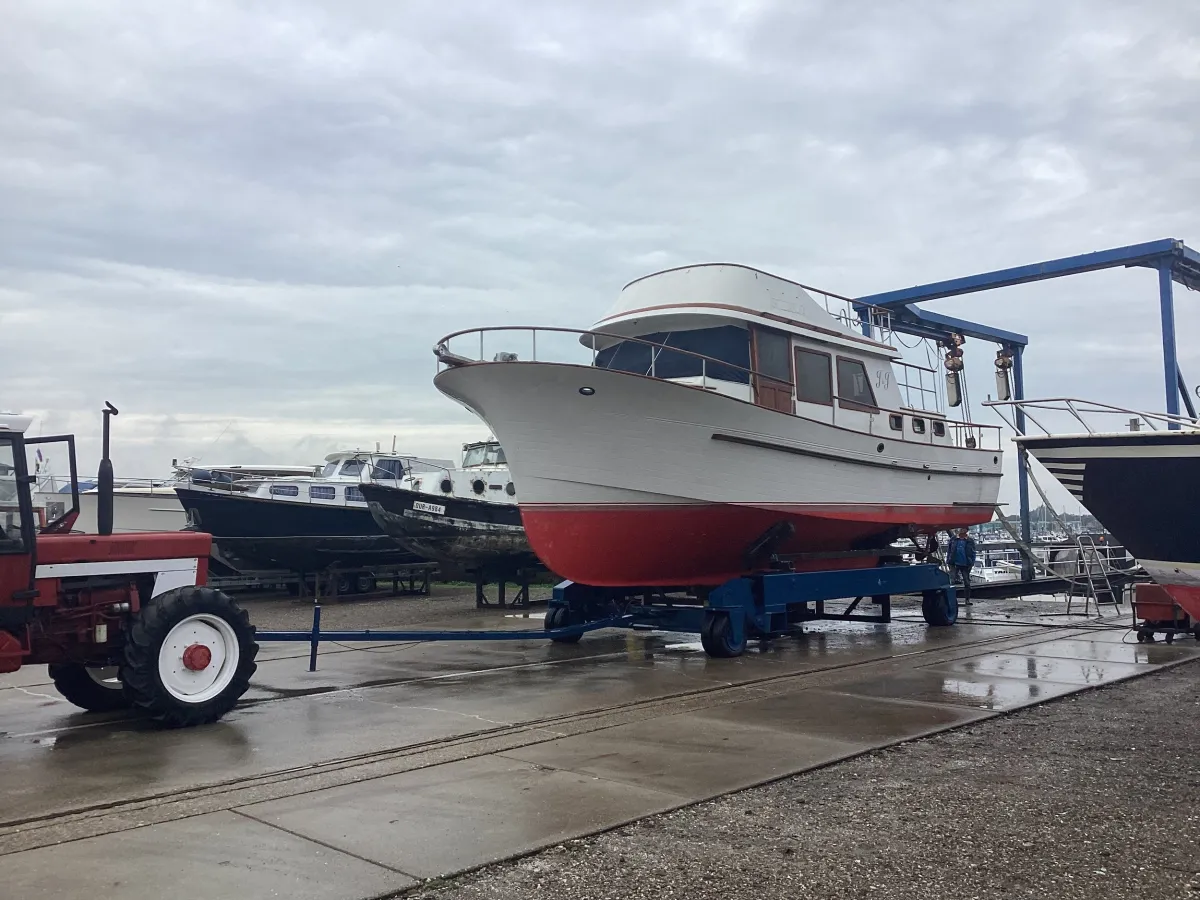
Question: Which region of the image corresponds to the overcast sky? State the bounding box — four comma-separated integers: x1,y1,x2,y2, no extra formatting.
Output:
2,0,1198,512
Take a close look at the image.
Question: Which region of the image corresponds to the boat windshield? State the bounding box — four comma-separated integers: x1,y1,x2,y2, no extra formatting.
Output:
320,461,338,478
463,444,506,467
340,459,365,477
595,326,750,383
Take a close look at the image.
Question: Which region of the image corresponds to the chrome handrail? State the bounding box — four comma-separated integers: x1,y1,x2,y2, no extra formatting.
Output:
984,397,1197,435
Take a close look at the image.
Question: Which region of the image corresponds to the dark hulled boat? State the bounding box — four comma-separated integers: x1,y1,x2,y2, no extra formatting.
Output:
360,440,540,573
993,398,1200,621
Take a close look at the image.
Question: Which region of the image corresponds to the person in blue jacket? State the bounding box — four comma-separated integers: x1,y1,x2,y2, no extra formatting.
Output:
947,527,978,605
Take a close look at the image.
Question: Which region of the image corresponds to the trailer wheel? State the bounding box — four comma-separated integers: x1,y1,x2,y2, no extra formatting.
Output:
48,663,131,713
700,612,746,658
922,589,958,627
545,605,582,643
123,586,259,728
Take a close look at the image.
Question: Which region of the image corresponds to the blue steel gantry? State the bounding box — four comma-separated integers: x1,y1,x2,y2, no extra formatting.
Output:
852,237,1199,564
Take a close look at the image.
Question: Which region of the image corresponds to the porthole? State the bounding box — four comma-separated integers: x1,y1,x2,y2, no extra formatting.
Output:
440,479,453,493
993,456,999,464
472,479,486,495
506,482,516,496
876,443,885,453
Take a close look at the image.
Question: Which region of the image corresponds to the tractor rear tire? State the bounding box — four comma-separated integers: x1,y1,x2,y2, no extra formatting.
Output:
123,586,259,728
48,663,131,713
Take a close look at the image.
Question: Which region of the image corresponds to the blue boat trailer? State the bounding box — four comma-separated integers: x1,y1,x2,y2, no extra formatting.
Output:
255,562,957,668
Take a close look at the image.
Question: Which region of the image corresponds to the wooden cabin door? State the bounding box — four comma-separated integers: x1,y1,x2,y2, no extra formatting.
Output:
751,327,794,412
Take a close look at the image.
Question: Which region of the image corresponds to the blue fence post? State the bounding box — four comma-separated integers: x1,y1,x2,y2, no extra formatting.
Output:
308,603,322,672
1158,261,1181,428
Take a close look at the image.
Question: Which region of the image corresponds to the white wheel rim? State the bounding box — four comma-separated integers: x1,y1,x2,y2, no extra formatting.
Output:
86,666,122,690
158,613,240,703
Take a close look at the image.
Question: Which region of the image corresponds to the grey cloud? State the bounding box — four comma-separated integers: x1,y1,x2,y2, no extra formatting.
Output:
2,0,1198,508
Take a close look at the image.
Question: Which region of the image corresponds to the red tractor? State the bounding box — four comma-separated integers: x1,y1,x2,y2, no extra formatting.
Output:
0,406,259,727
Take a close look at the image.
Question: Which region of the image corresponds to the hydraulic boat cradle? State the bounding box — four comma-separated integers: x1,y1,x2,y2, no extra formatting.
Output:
256,561,959,668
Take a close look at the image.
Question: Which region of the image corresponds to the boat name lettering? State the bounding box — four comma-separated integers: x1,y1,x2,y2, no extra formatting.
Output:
412,501,447,515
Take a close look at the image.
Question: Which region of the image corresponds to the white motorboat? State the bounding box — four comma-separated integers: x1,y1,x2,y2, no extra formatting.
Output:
432,263,1003,587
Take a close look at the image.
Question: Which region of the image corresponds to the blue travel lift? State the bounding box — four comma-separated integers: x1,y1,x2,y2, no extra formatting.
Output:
257,237,1198,665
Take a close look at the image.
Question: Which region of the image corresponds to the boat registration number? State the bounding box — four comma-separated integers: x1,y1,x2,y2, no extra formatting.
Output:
412,500,446,515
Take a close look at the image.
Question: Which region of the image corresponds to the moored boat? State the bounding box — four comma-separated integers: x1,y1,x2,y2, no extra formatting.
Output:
432,263,1003,587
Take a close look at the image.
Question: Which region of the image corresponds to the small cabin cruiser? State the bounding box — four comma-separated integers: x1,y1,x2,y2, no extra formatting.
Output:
359,439,537,572
174,450,452,573
434,263,1003,587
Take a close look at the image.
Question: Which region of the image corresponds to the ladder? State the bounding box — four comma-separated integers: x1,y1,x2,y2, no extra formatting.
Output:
1065,533,1121,616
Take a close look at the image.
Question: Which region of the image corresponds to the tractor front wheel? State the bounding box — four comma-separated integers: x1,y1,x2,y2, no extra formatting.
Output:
122,586,259,728
48,663,130,713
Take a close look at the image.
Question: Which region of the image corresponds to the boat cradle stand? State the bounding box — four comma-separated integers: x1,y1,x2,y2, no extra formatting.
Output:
255,563,958,668
546,563,959,657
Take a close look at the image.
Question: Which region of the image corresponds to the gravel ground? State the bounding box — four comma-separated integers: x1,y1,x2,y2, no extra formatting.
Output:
236,583,553,631
407,660,1200,900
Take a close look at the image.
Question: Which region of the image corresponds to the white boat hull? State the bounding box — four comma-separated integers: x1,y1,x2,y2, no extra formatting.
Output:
436,361,1001,586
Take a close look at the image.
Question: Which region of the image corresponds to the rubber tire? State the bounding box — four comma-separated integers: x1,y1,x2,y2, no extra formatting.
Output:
123,586,259,728
700,613,746,658
355,574,376,594
48,663,131,713
545,605,582,644
922,589,958,627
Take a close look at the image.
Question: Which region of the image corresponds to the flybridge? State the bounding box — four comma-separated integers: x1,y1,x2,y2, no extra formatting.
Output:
0,415,32,433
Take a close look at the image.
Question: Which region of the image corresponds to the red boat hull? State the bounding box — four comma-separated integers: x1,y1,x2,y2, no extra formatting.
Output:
522,502,993,587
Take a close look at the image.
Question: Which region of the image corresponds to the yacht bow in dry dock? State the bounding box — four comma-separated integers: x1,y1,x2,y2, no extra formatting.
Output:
988,397,1200,619
433,264,1003,587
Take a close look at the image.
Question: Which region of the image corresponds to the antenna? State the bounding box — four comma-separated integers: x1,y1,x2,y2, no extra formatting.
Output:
392,435,397,453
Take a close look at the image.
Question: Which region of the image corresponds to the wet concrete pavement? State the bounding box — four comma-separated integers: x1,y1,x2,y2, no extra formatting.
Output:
1,597,1196,899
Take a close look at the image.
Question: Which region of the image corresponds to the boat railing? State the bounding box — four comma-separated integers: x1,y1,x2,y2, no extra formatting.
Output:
892,359,940,413
984,397,1197,435
437,326,1001,450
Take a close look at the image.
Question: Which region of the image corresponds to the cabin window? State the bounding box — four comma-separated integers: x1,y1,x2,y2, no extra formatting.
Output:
309,485,336,500
835,358,878,410
595,326,751,384
340,459,365,477
794,347,832,405
912,417,927,434
373,459,406,480
932,421,946,438
270,484,299,497
889,414,904,431
320,461,338,478
345,486,365,502
754,328,792,383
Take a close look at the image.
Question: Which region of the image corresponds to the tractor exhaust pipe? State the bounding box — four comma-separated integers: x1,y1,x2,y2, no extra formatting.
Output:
97,401,118,536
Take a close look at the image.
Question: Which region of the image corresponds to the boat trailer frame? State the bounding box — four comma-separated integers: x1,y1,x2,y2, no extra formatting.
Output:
256,562,959,668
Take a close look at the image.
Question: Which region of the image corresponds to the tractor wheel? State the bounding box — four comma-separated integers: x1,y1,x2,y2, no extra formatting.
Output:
123,586,259,728
48,663,131,713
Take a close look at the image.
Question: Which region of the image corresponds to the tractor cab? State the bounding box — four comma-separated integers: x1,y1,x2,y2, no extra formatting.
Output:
0,415,37,600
